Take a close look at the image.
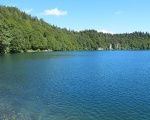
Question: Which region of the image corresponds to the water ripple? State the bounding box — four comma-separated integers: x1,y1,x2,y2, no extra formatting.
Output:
1,51,150,119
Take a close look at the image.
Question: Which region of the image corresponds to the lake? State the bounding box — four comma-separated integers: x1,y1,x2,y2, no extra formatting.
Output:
0,51,150,120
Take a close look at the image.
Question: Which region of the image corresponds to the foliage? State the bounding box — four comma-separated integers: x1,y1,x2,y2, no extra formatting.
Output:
0,5,150,53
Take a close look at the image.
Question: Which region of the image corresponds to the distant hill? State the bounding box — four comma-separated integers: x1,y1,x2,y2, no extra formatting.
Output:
0,5,150,53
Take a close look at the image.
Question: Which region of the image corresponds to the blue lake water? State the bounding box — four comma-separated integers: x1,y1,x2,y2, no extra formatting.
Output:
0,51,150,120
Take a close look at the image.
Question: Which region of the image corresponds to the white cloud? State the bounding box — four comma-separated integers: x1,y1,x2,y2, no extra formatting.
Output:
43,8,67,16
8,4,17,7
115,10,122,15
25,9,33,13
98,30,114,34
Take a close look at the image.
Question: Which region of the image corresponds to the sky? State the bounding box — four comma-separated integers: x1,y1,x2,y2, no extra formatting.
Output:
0,0,150,34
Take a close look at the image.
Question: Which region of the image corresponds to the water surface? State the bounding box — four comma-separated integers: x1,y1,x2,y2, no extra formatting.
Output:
0,51,150,120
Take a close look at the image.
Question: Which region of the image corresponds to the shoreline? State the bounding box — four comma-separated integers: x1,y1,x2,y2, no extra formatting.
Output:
26,49,53,53
1,49,150,55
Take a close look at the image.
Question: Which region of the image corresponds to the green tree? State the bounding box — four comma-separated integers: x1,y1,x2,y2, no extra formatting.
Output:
0,23,12,53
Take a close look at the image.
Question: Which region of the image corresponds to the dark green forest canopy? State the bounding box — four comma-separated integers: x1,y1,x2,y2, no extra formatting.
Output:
0,5,150,53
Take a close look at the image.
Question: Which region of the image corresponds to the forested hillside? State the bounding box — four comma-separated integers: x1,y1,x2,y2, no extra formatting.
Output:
1,6,150,53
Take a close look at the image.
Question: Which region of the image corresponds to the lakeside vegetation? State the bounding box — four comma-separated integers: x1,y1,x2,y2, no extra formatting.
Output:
1,6,150,53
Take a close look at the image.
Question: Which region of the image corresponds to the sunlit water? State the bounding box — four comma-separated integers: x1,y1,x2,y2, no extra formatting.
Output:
0,51,150,120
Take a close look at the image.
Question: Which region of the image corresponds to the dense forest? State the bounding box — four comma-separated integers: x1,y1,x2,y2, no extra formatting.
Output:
1,6,150,53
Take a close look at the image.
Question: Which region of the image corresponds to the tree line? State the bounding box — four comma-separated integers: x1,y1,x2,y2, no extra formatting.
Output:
1,6,150,53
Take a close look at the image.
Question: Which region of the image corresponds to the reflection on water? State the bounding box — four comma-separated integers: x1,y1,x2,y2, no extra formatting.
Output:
0,51,150,120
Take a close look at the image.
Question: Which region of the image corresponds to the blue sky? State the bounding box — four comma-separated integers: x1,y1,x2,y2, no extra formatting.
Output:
1,0,150,34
